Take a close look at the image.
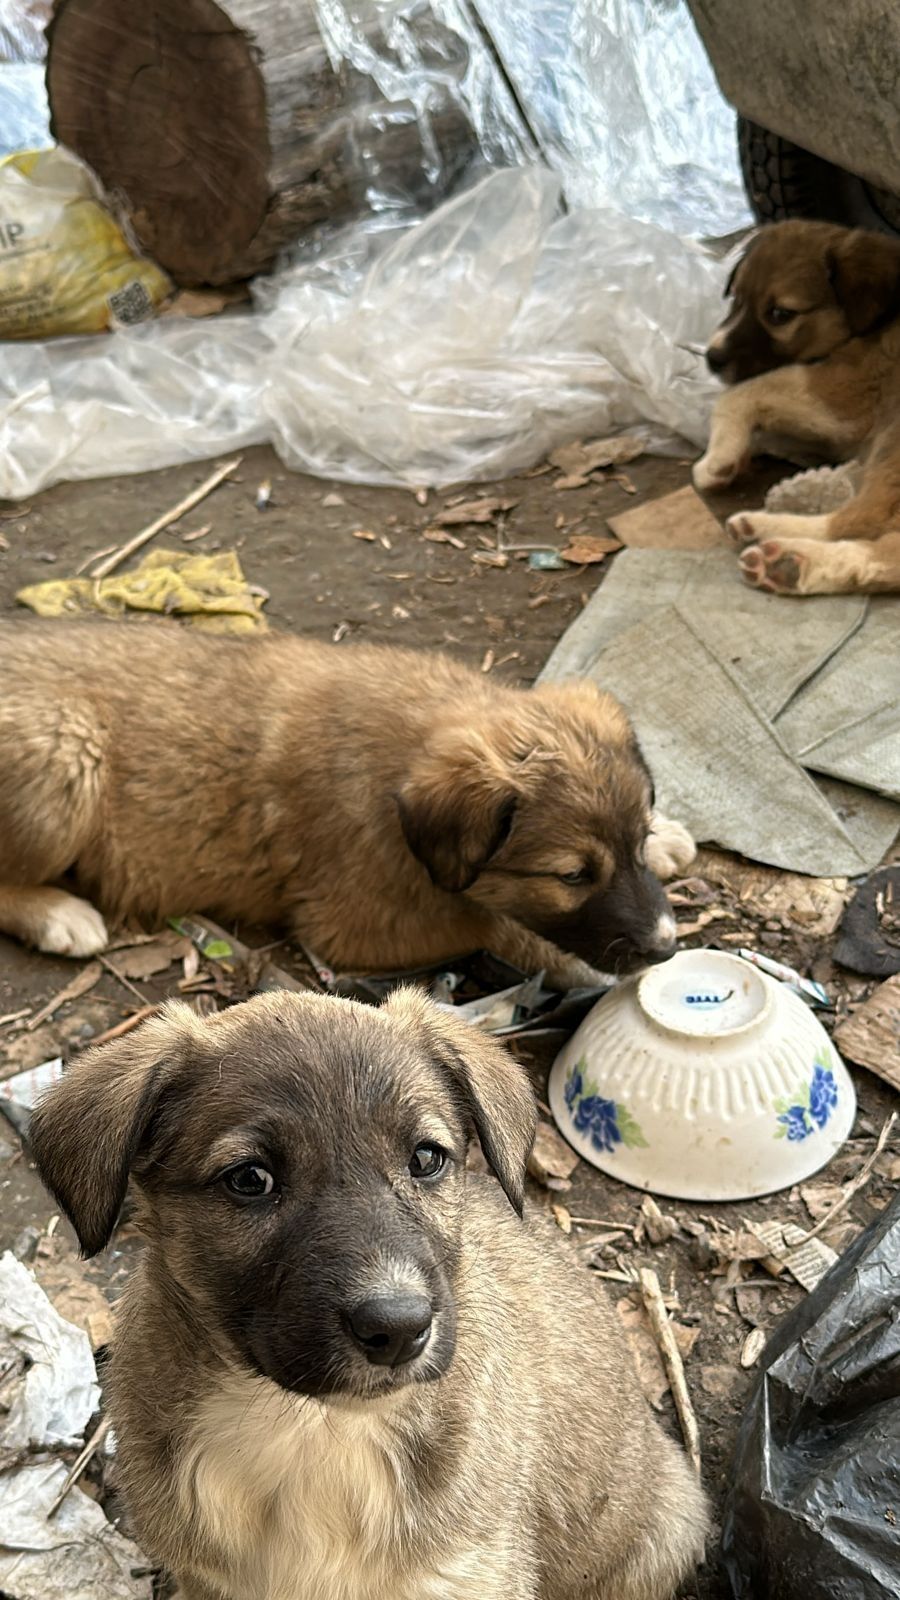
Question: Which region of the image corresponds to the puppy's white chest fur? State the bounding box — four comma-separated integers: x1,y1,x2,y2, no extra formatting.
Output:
178,1373,500,1600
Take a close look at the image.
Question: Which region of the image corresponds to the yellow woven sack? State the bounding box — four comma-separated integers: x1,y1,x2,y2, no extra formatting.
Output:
0,147,171,339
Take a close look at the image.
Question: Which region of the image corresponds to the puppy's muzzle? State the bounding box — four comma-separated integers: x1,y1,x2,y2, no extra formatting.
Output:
346,1292,434,1367
638,913,677,965
705,343,730,374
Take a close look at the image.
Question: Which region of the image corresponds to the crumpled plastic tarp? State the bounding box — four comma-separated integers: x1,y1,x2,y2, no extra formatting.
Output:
0,0,747,497
722,1188,900,1598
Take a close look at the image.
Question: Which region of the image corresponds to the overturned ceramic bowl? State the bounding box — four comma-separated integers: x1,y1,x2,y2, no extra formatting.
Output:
548,949,855,1202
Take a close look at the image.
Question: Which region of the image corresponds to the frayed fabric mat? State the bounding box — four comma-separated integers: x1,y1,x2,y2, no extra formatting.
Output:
540,550,899,876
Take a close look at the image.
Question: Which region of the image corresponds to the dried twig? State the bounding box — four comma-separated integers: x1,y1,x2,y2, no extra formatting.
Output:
84,1005,159,1047
46,1416,111,1518
26,963,102,1031
794,1112,897,1244
639,1267,702,1476
98,955,148,1006
88,457,241,579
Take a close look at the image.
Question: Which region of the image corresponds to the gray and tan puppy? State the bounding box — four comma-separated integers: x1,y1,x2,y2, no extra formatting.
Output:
30,989,708,1600
0,620,694,987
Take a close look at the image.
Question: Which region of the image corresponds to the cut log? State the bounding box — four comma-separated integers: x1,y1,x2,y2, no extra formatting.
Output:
46,0,476,286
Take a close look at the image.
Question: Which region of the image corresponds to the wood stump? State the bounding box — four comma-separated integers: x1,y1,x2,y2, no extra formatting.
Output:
46,0,476,285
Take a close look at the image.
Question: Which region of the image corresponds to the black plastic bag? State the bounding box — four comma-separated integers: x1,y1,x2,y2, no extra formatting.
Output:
722,1188,900,1597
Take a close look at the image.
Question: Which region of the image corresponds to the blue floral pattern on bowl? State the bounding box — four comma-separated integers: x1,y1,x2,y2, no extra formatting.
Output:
774,1053,839,1142
564,1061,648,1155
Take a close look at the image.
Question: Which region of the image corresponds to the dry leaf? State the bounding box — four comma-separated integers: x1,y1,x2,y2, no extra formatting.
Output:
673,1322,700,1360
616,1298,669,1409
33,1246,114,1351
480,649,495,674
799,1182,844,1222
435,496,517,526
549,434,644,480
560,534,622,565
105,937,189,981
528,1121,580,1186
322,491,344,507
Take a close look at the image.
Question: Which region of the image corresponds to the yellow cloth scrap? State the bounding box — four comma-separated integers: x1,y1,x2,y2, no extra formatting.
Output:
17,548,268,634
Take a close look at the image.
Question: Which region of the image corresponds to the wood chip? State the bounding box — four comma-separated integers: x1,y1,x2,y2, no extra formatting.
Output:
352,529,376,541
834,977,900,1089
423,527,466,549
560,533,621,565
435,496,517,526
480,648,495,674
471,550,509,568
551,1202,573,1234
639,1195,679,1245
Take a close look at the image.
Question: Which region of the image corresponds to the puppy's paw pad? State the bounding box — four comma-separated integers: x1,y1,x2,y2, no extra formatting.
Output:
646,815,696,879
739,541,803,594
726,512,762,548
37,897,108,958
692,452,746,493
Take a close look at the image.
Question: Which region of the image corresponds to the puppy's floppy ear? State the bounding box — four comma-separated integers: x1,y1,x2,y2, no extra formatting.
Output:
388,989,537,1214
827,229,900,334
396,729,518,893
28,1002,199,1256
724,232,758,298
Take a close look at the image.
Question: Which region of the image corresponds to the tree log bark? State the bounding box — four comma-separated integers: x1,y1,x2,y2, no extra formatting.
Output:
46,0,475,285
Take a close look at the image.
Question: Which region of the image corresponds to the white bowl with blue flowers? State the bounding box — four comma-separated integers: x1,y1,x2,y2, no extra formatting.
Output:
548,949,856,1201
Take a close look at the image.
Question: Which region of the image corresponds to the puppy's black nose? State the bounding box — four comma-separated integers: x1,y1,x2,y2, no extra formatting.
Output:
347,1293,433,1366
705,345,729,373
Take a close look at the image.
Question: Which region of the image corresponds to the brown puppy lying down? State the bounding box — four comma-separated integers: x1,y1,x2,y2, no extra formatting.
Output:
30,989,709,1600
694,219,900,595
0,620,694,987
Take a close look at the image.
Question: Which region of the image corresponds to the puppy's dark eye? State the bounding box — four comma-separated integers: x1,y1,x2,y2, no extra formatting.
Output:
409,1143,447,1180
559,868,591,886
222,1163,276,1199
768,305,797,326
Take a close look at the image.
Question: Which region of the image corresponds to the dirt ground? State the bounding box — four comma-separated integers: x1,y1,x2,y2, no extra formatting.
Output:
1,443,897,1598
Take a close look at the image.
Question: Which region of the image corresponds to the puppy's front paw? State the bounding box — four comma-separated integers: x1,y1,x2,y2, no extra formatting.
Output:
726,511,763,548
739,541,804,595
692,450,748,494
646,815,696,880
37,894,109,958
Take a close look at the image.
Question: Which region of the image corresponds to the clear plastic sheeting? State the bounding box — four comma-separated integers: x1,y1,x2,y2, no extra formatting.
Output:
0,167,728,498
475,0,748,237
0,0,746,495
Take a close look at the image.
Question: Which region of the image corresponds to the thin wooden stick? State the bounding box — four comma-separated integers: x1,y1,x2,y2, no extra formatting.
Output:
85,1005,159,1047
27,962,102,1031
794,1112,897,1244
98,955,149,1006
640,1267,702,1477
47,1416,111,1518
89,457,241,578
